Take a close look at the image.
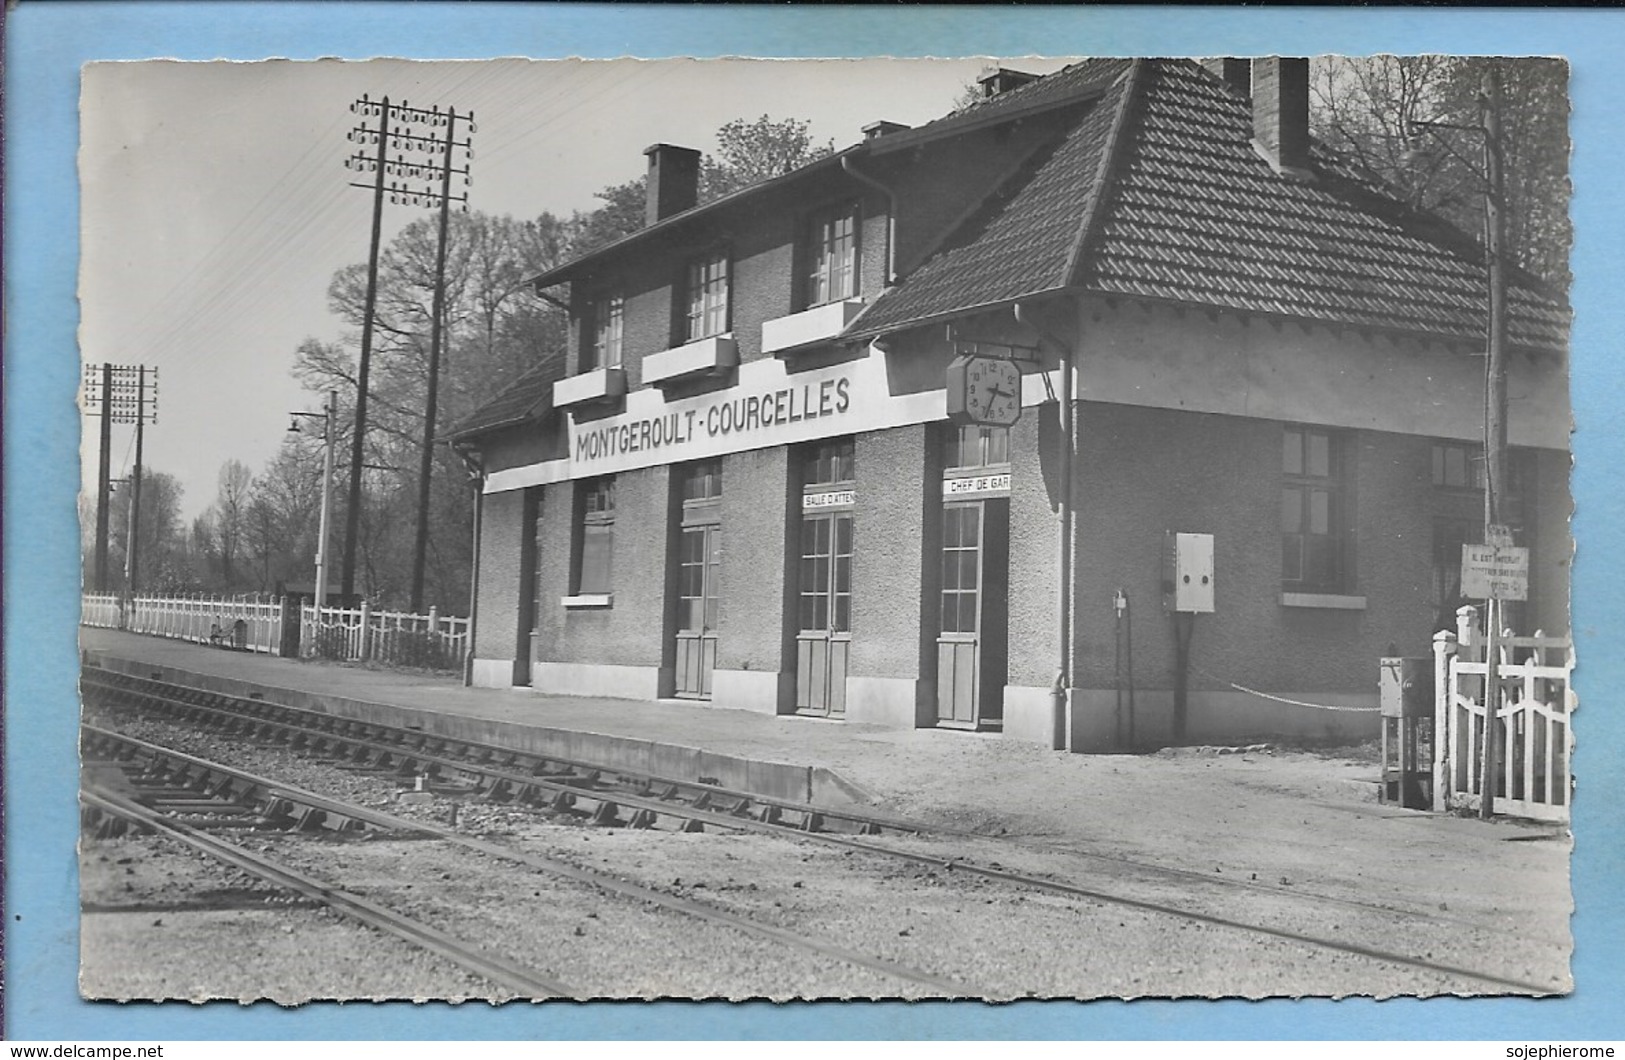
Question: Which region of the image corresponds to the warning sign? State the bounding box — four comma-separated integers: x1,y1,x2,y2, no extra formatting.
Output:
1461,544,1529,601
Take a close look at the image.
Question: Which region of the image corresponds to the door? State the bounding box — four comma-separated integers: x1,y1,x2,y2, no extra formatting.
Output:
935,500,1008,728
674,523,720,698
796,512,852,715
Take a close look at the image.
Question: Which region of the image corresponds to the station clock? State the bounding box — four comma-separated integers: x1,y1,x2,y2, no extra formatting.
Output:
945,353,1023,427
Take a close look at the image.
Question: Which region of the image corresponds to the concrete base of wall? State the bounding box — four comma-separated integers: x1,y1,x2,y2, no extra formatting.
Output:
1066,687,1380,751
532,661,661,700
711,668,791,715
469,658,516,690
1002,684,1063,748
846,675,927,729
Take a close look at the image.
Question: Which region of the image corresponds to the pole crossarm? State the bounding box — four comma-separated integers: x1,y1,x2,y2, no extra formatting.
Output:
81,364,159,424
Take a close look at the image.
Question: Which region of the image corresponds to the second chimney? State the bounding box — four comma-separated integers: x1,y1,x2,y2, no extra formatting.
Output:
1251,57,1312,178
644,143,701,225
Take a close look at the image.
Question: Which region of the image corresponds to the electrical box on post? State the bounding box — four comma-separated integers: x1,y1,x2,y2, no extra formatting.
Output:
1162,532,1215,613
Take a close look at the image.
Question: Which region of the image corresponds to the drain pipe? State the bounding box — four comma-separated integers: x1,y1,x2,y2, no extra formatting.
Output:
1016,301,1074,752
840,155,898,286
453,442,485,688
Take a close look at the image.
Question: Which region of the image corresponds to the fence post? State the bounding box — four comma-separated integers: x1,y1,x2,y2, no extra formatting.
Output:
1432,628,1458,813
359,600,373,662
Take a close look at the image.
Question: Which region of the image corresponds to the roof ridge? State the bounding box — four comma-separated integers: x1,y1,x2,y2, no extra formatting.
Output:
1062,59,1146,287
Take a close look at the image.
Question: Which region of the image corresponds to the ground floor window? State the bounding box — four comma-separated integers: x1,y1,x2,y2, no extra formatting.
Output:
574,476,615,595
1282,426,1349,593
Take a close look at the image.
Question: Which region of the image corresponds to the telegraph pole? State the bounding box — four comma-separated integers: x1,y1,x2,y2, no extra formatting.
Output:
1404,67,1513,819
1479,69,1509,820
83,364,155,594
410,105,467,612
342,95,473,603
82,364,115,590
122,367,158,599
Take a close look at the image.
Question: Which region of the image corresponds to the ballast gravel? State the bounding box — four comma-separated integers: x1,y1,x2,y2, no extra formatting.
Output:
79,705,1570,1001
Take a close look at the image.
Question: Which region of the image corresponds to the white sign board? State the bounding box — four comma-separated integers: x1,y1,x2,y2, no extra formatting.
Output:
802,489,856,511
942,473,1012,498
1461,544,1529,601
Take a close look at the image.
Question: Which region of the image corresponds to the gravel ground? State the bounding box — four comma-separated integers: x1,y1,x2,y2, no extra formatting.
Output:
79,705,1570,1001
79,834,494,1002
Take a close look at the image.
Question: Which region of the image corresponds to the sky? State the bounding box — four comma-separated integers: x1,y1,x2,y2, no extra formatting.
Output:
78,55,1075,521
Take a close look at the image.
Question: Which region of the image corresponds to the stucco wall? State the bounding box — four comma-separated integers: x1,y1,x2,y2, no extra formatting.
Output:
1060,402,1566,747
1074,298,1568,451
534,465,676,689
847,423,932,725
1005,406,1062,690
713,446,797,710
472,488,526,670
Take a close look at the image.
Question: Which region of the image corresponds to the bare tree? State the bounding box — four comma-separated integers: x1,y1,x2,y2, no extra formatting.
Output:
1311,56,1570,287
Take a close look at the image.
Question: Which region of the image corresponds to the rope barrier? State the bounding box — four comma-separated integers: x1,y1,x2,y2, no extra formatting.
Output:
1189,664,1382,713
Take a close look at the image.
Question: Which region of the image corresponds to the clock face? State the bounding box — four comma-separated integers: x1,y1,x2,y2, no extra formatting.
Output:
947,354,1022,427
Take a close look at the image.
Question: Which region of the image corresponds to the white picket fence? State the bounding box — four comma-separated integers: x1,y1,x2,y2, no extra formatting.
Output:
1433,605,1574,822
300,602,470,671
81,591,469,672
81,592,284,654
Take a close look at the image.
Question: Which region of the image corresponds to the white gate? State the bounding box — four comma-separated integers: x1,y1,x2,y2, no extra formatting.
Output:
1433,605,1574,822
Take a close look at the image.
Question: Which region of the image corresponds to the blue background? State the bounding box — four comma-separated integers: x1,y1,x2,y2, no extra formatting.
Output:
5,3,1622,1041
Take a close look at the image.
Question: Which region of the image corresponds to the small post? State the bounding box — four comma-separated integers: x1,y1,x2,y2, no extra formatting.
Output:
359,599,373,661
1432,628,1458,812
1480,597,1500,819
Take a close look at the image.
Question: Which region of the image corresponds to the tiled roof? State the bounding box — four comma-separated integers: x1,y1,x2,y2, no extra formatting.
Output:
854,59,1569,353
850,60,1134,334
448,354,564,442
865,59,1134,156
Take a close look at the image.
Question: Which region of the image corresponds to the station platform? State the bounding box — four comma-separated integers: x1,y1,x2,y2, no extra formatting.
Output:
78,627,1567,923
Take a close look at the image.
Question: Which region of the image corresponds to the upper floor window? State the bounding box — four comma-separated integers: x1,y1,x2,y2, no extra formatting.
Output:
802,438,856,487
1282,427,1347,592
943,425,1010,470
684,249,731,343
575,476,616,595
1432,442,1482,491
805,203,860,308
585,293,624,370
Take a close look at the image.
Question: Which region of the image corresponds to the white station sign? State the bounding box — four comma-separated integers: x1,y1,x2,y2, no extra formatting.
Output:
1461,543,1530,601
942,473,1012,498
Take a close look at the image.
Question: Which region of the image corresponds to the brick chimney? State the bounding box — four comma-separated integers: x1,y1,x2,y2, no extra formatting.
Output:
977,67,1040,99
1251,57,1312,178
644,143,701,225
863,120,911,140
1201,58,1251,95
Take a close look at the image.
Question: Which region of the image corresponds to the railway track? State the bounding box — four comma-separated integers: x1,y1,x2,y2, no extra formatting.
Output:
81,724,977,997
82,666,1556,995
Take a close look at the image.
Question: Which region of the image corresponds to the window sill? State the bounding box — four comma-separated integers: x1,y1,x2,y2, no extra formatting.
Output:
1280,592,1367,610
561,593,613,610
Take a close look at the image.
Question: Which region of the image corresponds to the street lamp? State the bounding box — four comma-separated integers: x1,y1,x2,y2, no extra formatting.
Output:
289,389,338,611
1406,70,1509,819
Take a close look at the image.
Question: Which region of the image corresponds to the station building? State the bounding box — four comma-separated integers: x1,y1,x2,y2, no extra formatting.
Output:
451,58,1569,751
